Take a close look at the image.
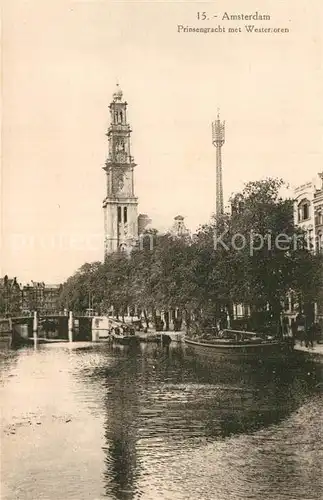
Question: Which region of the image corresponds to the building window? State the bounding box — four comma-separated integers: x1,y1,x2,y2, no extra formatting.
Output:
124,207,127,223
317,232,323,253
315,210,323,226
117,206,122,223
298,199,311,222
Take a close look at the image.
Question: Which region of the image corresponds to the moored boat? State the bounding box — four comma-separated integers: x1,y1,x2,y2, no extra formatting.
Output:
185,329,294,361
153,331,185,346
110,322,141,346
111,332,141,346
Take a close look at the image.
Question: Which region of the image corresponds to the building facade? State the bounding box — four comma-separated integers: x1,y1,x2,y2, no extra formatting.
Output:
170,215,190,239
103,85,139,255
313,173,323,322
21,282,62,314
0,278,62,316
0,276,22,315
294,180,316,251
137,214,152,236
314,173,323,253
291,173,323,325
294,173,323,253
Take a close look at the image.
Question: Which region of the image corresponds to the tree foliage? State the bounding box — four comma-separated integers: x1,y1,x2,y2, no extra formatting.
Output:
58,178,323,334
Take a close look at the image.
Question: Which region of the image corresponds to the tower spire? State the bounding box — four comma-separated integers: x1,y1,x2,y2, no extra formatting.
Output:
212,113,225,217
102,86,139,256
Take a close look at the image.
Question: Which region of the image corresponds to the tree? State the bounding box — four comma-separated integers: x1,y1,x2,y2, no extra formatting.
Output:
222,178,321,334
58,262,102,313
57,177,322,337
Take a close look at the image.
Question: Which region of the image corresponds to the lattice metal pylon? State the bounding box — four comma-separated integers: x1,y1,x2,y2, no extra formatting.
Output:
212,113,225,217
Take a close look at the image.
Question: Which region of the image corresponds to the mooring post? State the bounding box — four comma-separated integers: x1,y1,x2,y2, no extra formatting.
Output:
227,310,231,329
68,311,73,342
91,317,98,342
33,310,38,344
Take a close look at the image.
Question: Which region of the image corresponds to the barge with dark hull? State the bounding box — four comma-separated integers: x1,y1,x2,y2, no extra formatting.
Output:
185,329,294,361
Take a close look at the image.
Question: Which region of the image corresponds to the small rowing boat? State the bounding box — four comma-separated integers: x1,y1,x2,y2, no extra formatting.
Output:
111,331,141,346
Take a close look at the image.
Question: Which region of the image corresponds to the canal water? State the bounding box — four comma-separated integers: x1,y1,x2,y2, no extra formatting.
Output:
1,342,322,500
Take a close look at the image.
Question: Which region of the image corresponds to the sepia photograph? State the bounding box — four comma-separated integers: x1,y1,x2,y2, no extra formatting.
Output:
1,1,323,499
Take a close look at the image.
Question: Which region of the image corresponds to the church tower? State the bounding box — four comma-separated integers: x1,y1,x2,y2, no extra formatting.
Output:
103,85,139,255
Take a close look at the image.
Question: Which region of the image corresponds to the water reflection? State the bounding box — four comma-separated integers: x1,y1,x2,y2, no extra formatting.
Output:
0,348,20,382
102,348,142,499
74,343,322,499
1,342,322,500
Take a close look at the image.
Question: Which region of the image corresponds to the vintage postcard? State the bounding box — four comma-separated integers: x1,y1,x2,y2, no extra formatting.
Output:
1,1,323,499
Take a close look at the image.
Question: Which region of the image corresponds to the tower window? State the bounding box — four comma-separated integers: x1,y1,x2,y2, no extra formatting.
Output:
118,206,122,223
124,207,128,223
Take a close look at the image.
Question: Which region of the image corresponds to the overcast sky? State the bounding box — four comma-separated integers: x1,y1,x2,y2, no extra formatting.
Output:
2,0,323,283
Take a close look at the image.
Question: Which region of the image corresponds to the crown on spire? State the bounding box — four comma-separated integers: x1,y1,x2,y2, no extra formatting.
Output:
113,83,123,102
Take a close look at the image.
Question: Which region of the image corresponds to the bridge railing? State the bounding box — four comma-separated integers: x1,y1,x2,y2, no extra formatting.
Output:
38,311,68,317
8,310,100,321
8,311,69,320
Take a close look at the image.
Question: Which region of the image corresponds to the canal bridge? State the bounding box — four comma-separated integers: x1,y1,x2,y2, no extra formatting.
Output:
10,312,93,341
